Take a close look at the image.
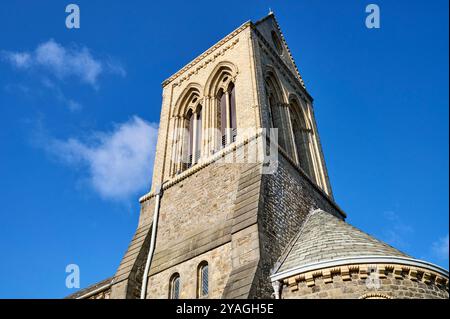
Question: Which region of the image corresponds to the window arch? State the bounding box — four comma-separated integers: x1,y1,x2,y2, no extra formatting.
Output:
204,62,238,150
216,82,237,147
169,273,181,299
271,31,283,55
359,293,392,299
172,87,203,174
265,71,289,152
197,261,209,298
289,98,316,181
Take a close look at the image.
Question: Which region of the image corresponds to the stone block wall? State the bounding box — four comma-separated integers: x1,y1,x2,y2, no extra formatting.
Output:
250,153,344,298
147,243,232,299
281,267,449,299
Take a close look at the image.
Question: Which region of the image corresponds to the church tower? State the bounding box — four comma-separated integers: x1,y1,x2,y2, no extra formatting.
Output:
68,13,448,300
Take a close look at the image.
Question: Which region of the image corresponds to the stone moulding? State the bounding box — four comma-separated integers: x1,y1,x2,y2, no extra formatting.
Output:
172,38,240,88
139,130,264,203
270,255,449,290
139,131,346,221
359,292,392,299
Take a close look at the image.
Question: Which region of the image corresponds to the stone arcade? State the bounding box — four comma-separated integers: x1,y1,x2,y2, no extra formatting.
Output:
67,13,449,300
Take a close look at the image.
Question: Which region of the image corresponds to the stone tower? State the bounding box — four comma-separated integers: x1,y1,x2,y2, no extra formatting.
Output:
68,13,448,300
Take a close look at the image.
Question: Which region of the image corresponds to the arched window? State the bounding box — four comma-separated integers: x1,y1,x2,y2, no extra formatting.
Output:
185,105,203,168
271,31,283,55
187,110,194,168
216,82,237,148
265,73,289,151
197,262,209,298
289,99,316,181
169,273,181,299
204,63,238,151
174,90,203,174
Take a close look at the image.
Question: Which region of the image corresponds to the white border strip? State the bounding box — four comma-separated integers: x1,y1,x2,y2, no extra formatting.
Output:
270,255,449,282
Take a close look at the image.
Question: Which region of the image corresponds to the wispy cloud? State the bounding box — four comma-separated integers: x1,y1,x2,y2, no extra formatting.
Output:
432,234,449,261
1,39,125,87
41,78,82,112
2,51,32,68
43,116,158,201
380,210,414,249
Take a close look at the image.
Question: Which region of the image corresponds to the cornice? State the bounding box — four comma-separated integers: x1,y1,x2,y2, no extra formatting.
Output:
270,256,449,290
139,130,264,203
281,262,448,291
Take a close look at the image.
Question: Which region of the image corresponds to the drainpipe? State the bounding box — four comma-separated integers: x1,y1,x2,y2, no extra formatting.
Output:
140,184,164,299
271,280,281,299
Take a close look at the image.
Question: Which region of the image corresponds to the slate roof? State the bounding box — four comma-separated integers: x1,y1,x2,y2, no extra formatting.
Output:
274,210,410,274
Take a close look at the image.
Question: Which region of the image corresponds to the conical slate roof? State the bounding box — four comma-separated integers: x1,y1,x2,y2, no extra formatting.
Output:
274,210,410,274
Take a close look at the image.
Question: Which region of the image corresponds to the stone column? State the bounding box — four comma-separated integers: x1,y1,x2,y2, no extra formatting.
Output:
225,91,231,144
176,117,187,173
170,116,180,176
211,97,219,152
202,97,210,158
283,103,298,163
192,111,198,164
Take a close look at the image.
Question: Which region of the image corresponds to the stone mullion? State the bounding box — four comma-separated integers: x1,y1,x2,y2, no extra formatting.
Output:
212,97,219,152
176,117,187,173
283,103,298,163
202,97,210,158
170,116,180,176
225,91,231,145
192,111,198,164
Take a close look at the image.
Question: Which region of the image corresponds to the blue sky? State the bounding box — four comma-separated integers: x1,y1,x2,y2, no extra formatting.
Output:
0,0,448,298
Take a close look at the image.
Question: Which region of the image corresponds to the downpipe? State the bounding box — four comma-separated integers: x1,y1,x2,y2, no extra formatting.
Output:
140,184,163,299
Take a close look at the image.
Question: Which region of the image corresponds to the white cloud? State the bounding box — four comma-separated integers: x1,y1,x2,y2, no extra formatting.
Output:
1,39,124,87
432,234,449,261
47,116,158,200
2,51,32,68
381,211,414,249
42,77,83,112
